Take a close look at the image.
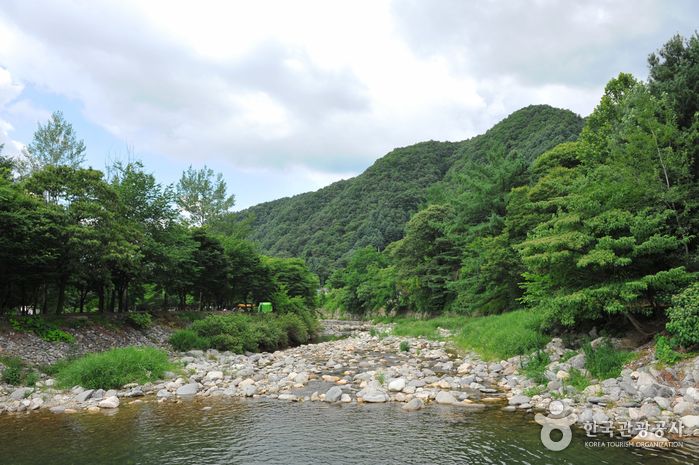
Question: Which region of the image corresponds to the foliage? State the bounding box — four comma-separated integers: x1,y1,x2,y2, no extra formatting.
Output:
581,339,634,380
176,165,235,227
55,346,175,390
127,313,152,329
399,340,410,352
168,329,210,352
19,110,86,176
666,282,699,348
1,357,24,385
566,369,591,392
521,351,551,385
9,316,73,343
654,335,682,365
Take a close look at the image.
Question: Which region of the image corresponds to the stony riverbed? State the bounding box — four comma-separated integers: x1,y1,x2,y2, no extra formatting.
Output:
2,320,699,448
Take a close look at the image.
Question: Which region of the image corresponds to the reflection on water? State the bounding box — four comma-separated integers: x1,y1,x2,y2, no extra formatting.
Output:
2,398,698,465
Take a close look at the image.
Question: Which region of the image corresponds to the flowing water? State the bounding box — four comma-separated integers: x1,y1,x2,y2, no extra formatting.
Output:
2,396,698,465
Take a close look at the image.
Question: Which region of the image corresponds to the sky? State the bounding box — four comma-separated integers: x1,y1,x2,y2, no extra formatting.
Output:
0,0,697,210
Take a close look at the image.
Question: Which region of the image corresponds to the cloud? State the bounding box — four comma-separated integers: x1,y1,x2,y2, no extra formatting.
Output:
390,0,699,87
0,66,26,156
0,1,372,169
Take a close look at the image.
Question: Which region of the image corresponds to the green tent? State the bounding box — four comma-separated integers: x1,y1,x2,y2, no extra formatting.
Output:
258,302,273,313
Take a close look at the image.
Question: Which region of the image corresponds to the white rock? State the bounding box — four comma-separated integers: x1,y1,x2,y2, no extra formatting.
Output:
388,378,406,392
681,415,699,429
206,371,224,381
98,396,120,409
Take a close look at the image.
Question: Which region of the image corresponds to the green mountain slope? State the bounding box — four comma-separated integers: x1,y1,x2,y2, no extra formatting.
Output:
236,104,585,283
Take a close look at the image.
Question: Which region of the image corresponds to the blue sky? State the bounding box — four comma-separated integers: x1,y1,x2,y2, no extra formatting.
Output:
1,0,698,210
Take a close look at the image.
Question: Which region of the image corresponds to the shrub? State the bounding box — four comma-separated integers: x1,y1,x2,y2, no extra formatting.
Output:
168,330,210,352
190,314,258,353
566,369,590,391
1,357,23,385
654,335,682,365
24,371,40,387
582,339,634,380
55,346,175,390
522,351,550,385
179,312,205,323
128,313,152,329
667,283,699,348
278,313,309,345
9,316,73,343
252,319,287,352
400,341,410,352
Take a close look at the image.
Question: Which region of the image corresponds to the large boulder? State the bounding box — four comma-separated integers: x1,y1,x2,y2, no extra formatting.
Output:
76,389,95,403
98,396,120,409
508,395,531,406
10,388,33,401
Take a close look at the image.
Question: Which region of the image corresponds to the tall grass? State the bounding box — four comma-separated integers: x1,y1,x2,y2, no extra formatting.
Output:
55,346,176,390
388,310,549,361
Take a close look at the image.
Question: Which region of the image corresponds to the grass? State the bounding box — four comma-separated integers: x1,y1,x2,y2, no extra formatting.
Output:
55,346,177,390
400,341,410,352
386,310,549,361
581,339,635,380
522,351,551,385
566,369,591,392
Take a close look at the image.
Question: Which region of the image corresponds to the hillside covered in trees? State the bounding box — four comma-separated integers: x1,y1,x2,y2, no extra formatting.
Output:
237,104,585,284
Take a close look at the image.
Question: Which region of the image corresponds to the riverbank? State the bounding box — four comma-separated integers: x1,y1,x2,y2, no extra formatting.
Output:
2,319,699,450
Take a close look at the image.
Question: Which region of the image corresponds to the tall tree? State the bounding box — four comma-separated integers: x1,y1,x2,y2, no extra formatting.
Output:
176,165,235,226
22,111,86,174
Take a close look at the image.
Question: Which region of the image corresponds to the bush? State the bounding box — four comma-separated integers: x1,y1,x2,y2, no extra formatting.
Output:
278,313,309,345
168,330,210,352
667,283,699,348
190,314,258,353
400,341,410,352
179,311,205,323
128,313,152,329
582,339,634,380
522,351,550,385
566,368,590,391
1,357,23,385
55,346,175,390
654,335,682,365
9,316,73,343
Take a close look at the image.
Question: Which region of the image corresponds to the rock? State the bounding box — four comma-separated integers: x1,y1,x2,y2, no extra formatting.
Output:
578,409,594,423
556,371,570,381
435,391,458,404
654,397,672,410
402,398,425,411
363,390,388,403
10,388,32,401
569,354,585,370
324,386,343,403
619,382,637,396
294,373,308,384
592,412,610,423
157,389,172,398
388,378,406,392
637,372,655,387
547,381,562,391
76,389,94,403
509,395,531,406
278,394,297,401
341,394,351,403
130,389,144,398
674,402,695,416
176,383,199,397
98,396,120,409
629,408,646,421
241,386,258,397
238,379,255,388
310,392,320,402
50,406,66,414
501,406,517,412
628,431,669,448
408,379,426,388
681,415,699,429
105,389,118,398
641,404,661,418
458,363,472,374
206,371,224,381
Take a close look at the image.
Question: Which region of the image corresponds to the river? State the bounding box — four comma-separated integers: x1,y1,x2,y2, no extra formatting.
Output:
2,395,698,464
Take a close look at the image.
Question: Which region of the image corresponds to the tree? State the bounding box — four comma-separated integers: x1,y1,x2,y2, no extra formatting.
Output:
517,74,699,328
176,165,235,226
23,111,86,173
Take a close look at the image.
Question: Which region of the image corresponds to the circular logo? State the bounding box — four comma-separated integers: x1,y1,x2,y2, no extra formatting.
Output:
549,400,564,416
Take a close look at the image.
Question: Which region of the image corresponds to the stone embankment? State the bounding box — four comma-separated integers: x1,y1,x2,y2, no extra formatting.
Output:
2,321,699,447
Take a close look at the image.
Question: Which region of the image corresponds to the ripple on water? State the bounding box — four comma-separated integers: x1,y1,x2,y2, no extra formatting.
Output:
1,398,699,465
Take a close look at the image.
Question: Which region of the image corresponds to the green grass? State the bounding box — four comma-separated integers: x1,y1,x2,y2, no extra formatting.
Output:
386,311,549,360
522,351,551,385
566,369,591,391
582,339,635,380
55,346,177,390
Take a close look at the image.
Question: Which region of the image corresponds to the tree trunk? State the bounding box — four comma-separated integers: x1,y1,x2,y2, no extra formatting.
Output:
98,284,104,313
55,276,67,314
198,291,203,312
42,282,48,314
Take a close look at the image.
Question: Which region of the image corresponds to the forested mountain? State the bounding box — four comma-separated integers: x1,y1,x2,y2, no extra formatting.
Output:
237,105,585,283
